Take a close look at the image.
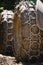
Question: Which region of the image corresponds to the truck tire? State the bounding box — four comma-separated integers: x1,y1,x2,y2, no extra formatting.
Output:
13,1,41,61
1,10,14,55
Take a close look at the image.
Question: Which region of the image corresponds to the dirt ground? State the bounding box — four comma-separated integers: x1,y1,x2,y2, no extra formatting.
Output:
0,54,43,65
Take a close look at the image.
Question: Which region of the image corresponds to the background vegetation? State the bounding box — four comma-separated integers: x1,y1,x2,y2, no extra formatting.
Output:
0,0,36,10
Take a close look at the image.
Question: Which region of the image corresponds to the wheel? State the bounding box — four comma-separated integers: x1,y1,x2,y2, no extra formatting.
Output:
1,10,14,55
13,1,41,61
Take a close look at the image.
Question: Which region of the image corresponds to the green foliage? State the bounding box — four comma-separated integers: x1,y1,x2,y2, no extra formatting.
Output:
29,0,36,4
0,0,36,10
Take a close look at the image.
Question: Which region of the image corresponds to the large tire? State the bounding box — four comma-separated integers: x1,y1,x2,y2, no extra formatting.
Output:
13,1,41,61
1,10,14,55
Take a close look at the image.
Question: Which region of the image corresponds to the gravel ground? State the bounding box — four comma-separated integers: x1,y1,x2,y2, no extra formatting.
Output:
0,54,43,65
